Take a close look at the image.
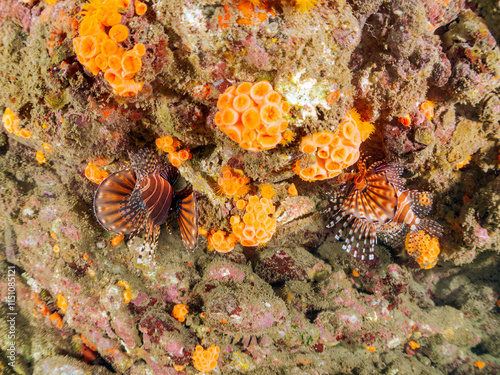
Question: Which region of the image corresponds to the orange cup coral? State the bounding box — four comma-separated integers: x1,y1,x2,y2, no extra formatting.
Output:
2,108,20,133
405,230,440,269
214,81,290,152
217,166,250,198
294,109,374,181
420,100,435,121
36,150,47,164
85,162,109,184
156,136,181,154
231,195,276,247
73,0,145,96
172,304,189,322
168,149,192,167
207,230,238,253
192,345,220,372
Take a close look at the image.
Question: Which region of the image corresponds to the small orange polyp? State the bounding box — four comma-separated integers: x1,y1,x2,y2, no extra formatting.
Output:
36,150,47,164
111,234,124,246
121,52,142,74
109,24,129,43
474,361,485,369
49,312,64,327
287,183,298,196
134,1,147,15
398,114,411,126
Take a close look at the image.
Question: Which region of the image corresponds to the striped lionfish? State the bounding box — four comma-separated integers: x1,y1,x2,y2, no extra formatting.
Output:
93,149,199,258
326,159,443,261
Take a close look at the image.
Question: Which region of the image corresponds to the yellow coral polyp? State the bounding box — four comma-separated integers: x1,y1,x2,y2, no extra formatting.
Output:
74,0,145,96
207,230,237,253
231,195,276,247
217,166,250,198
214,81,290,152
192,345,220,373
294,0,319,12
295,109,374,181
259,184,275,199
172,304,189,322
405,230,440,269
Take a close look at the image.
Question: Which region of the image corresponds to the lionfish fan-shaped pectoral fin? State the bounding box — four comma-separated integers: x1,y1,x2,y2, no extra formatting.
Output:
160,165,180,186
94,169,145,235
417,219,444,238
409,191,433,217
176,192,199,251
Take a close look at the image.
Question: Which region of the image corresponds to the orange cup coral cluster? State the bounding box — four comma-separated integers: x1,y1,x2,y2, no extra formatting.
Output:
192,345,220,372
217,166,250,198
85,162,109,184
155,136,192,167
294,109,374,181
214,81,291,152
2,108,31,138
156,136,180,153
172,304,189,322
405,230,440,269
73,0,146,96
207,230,238,253
168,149,192,167
420,100,435,121
231,195,276,247
218,1,275,29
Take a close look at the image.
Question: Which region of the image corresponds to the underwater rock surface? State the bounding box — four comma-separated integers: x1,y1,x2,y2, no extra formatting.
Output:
0,0,499,374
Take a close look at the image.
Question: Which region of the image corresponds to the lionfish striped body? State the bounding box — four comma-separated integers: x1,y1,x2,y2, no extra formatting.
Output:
93,149,199,259
326,159,442,261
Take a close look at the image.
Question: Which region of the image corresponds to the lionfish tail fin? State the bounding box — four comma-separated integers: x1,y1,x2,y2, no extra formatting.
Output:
409,191,433,217
417,219,443,238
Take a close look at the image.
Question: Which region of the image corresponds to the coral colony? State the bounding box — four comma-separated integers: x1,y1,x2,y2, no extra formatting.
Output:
1,0,500,373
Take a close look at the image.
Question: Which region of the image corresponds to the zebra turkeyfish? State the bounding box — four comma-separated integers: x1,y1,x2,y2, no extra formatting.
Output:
93,149,198,258
326,159,443,262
